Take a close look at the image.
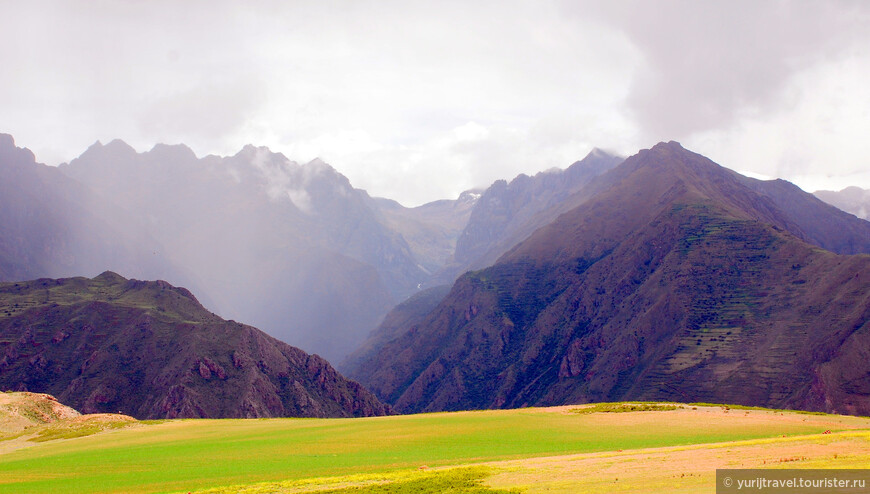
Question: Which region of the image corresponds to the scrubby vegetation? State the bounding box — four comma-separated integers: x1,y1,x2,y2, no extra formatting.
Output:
571,402,681,414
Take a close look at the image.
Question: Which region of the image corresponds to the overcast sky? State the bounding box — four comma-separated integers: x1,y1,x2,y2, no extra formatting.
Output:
2,0,869,206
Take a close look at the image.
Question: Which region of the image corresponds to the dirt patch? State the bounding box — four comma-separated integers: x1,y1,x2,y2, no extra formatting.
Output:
0,393,137,455
0,391,80,434
560,404,870,430
484,432,870,493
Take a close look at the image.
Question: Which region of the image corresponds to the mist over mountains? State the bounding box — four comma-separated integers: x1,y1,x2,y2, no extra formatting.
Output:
0,132,628,364
58,139,434,362
0,134,184,285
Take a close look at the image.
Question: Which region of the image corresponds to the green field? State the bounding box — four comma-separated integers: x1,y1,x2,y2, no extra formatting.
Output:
1,404,869,493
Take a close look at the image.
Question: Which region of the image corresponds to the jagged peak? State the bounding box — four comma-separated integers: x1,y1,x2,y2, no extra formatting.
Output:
75,139,138,164
458,189,484,202
234,144,295,166
650,140,685,151
104,139,136,152
630,140,715,175
305,157,340,174
0,133,37,164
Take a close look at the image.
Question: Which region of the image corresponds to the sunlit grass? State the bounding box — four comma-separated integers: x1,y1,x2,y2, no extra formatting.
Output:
0,404,866,493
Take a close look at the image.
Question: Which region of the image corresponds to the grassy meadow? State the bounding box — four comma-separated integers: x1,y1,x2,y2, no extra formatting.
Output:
1,403,869,493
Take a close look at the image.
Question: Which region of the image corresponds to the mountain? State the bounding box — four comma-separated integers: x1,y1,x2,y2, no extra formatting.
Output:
0,134,181,284
344,149,621,371
433,148,623,284
347,142,870,416
738,180,870,255
0,272,389,419
339,284,452,374
374,190,481,276
58,141,439,362
815,186,870,221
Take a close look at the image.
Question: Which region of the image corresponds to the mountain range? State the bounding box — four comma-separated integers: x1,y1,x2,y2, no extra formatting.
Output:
0,134,183,285
1,133,626,364
346,142,870,416
2,131,869,418
0,271,388,419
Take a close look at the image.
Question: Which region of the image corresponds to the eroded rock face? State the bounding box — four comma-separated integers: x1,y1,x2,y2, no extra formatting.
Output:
0,273,390,419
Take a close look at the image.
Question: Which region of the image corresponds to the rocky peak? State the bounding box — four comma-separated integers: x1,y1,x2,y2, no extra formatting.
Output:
0,133,37,166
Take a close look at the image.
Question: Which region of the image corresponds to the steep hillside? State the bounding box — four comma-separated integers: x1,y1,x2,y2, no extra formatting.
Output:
815,186,870,220
340,284,452,374
349,142,870,416
0,272,389,419
740,179,870,254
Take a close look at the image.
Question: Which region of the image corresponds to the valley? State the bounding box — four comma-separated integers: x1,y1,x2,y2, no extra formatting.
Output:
1,394,868,493
1,134,869,492
4,4,870,492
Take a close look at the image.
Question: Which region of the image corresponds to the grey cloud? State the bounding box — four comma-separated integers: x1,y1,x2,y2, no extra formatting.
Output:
569,0,870,141
138,78,266,148
2,0,869,201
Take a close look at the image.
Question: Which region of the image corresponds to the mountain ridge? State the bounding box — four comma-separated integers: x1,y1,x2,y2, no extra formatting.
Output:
58,140,437,362
0,272,390,419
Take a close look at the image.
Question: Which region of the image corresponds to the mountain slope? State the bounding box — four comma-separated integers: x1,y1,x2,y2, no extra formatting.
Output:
434,148,623,283
58,141,427,362
339,284,452,374
740,180,870,254
0,134,181,285
0,272,389,419
373,190,481,275
346,151,621,372
349,142,870,416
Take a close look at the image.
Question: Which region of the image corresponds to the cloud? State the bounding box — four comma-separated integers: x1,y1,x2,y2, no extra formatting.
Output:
573,0,870,141
1,0,869,203
685,54,870,192
139,78,267,150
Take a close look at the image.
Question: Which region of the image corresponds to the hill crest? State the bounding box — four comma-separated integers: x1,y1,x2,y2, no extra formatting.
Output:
0,273,390,419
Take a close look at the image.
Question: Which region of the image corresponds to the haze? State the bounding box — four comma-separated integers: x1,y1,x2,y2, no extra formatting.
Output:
2,0,869,206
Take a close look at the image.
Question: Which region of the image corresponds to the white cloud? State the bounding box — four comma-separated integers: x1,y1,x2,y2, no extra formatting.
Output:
685,54,870,192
